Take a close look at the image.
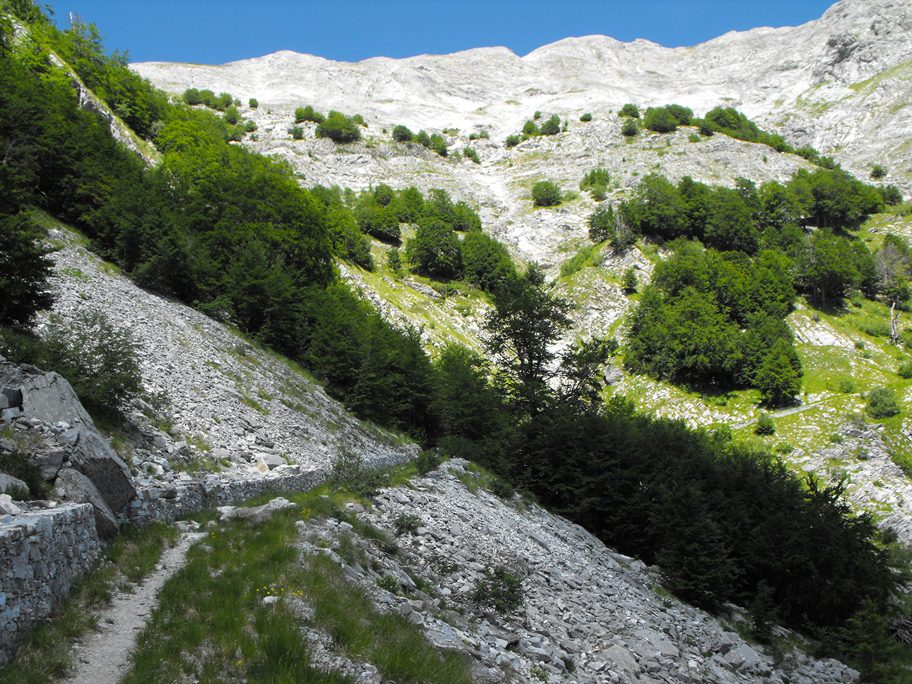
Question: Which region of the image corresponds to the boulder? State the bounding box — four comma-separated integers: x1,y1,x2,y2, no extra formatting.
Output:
0,493,21,515
31,449,66,481
218,497,296,524
16,371,94,429
68,428,136,512
0,472,29,499
52,468,119,538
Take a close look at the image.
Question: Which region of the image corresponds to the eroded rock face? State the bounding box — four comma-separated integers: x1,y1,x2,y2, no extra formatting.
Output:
52,468,118,539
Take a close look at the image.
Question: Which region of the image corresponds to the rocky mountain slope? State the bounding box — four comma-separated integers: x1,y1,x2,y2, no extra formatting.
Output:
134,0,912,192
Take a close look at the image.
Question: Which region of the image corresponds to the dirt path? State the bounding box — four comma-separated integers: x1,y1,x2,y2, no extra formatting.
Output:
61,528,205,684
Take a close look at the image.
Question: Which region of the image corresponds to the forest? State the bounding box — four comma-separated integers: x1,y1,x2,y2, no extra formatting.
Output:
0,2,910,679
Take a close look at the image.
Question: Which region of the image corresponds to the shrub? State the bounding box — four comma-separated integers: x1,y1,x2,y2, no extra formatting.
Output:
0,449,47,499
182,88,201,106
867,387,900,418
755,413,776,435
392,124,413,142
472,565,523,613
244,120,257,132
328,451,385,497
532,181,561,207
579,112,592,122
588,204,613,243
316,112,361,143
505,134,522,148
42,309,143,414
463,147,480,164
394,513,422,536
619,103,640,118
621,119,638,137
248,97,258,109
539,114,561,136
414,449,441,475
294,105,324,124
622,267,638,293
870,165,887,180
580,168,610,199
898,359,912,379
351,114,365,126
290,125,304,140
372,184,394,207
491,477,514,499
522,120,539,136
468,130,489,140
224,106,239,125
643,107,678,133
688,133,701,143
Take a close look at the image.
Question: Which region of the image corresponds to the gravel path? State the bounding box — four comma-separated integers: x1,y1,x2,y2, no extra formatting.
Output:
61,528,204,684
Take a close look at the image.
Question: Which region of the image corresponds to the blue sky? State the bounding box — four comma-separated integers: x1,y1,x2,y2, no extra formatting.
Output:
47,0,836,64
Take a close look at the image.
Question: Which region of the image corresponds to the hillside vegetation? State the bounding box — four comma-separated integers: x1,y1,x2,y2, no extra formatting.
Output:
2,1,912,680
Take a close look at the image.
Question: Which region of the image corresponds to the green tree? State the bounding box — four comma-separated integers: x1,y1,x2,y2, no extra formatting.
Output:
316,111,360,143
0,213,55,328
621,119,638,137
485,266,571,414
461,230,517,295
619,103,640,118
539,114,561,135
867,387,900,418
392,124,413,142
755,339,802,406
405,219,463,280
643,107,679,133
294,105,324,123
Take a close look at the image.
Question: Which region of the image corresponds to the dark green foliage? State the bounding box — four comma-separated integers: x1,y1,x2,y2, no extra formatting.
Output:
799,230,868,306
504,133,522,148
405,219,463,280
621,119,638,137
579,112,592,122
461,230,517,295
433,346,505,442
755,413,776,435
412,130,447,156
620,174,687,239
248,98,258,109
42,309,143,414
485,266,571,413
531,181,561,207
472,566,523,613
316,111,361,143
867,387,900,418
0,213,55,328
356,199,401,244
619,103,640,118
522,119,539,136
587,205,614,244
223,105,239,125
645,108,678,133
622,267,638,293
898,359,912,379
468,130,489,140
373,184,394,207
538,114,561,135
392,124,413,142
870,164,887,179
0,448,47,499
294,105,324,124
317,197,374,270
414,449,441,476
386,248,402,274
290,125,304,139
702,107,795,154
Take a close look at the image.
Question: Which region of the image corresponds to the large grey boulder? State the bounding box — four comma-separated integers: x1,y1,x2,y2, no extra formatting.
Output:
52,468,118,538
218,497,296,524
17,371,95,429
0,473,29,499
68,429,134,512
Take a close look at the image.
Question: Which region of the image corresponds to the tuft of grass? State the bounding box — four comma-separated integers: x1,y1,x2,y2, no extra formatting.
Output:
0,522,179,684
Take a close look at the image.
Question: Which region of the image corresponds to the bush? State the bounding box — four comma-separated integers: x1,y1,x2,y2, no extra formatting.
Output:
643,107,679,133
328,451,385,497
405,219,463,280
248,98,258,109
392,124,413,142
244,120,257,132
867,387,900,418
898,359,912,378
622,267,638,293
42,309,143,414
394,513,422,536
539,114,561,136
870,165,887,180
290,125,304,140
316,111,361,143
755,412,776,435
579,112,592,122
468,130,489,140
386,247,402,274
588,204,613,243
463,147,479,164
621,119,638,137
472,565,523,613
619,103,640,118
505,134,522,148
491,477,514,499
532,181,562,207
580,168,611,199
224,106,239,125
414,449,441,475
294,105,324,124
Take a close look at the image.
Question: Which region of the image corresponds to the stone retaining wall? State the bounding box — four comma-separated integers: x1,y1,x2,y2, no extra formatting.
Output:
0,504,100,664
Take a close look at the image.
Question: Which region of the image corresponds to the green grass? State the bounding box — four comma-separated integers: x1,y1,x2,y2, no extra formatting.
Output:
0,522,179,684
123,483,472,683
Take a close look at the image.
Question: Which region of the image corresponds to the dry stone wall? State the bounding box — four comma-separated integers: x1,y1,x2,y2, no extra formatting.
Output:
0,503,100,664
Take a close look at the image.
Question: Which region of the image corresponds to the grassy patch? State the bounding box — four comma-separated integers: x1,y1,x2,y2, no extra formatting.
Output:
0,522,179,684
123,485,471,683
